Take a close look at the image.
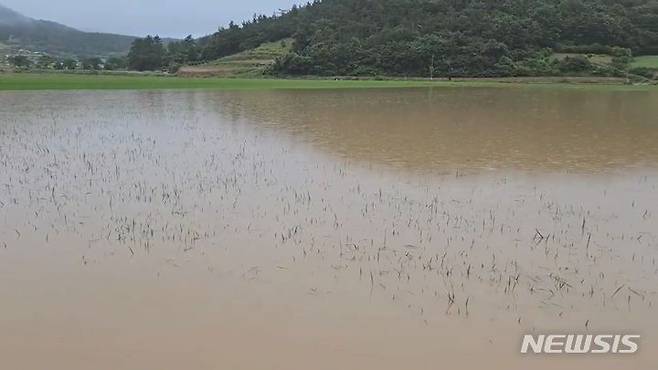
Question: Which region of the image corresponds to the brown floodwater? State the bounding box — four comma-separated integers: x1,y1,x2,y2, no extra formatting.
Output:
1,87,658,370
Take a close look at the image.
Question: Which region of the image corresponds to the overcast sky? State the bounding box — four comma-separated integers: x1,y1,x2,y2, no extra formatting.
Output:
2,0,301,38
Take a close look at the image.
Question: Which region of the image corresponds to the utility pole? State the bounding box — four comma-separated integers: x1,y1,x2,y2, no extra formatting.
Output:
430,54,434,80
447,60,452,81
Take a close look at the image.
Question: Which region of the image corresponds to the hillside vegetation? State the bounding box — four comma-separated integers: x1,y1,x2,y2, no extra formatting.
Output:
195,0,658,78
178,39,292,77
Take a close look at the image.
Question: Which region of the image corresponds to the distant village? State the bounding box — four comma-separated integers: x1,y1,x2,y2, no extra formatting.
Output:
1,44,127,72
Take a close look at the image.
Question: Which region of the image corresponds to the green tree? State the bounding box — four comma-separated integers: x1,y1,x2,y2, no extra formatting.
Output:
82,57,103,70
165,35,200,72
128,35,165,71
559,55,593,73
8,55,32,69
37,55,56,69
62,58,78,70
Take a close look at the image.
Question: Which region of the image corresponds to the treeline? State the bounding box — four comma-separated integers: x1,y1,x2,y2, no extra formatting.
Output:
203,0,658,77
125,0,658,78
15,34,202,73
127,35,200,72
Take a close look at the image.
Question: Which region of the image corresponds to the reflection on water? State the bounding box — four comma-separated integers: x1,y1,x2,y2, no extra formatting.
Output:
3,87,657,172
1,87,658,370
206,87,658,172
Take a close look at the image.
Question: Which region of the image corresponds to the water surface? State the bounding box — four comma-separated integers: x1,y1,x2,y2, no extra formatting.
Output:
1,87,658,370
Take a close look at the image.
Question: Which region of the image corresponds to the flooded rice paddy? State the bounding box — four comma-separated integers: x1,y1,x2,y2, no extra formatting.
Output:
1,87,658,369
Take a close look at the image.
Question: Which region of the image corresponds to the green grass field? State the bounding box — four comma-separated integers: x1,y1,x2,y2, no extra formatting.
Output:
631,56,658,69
0,73,451,91
0,72,655,91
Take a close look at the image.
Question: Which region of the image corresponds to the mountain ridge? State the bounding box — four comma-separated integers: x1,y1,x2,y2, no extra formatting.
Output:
0,3,136,57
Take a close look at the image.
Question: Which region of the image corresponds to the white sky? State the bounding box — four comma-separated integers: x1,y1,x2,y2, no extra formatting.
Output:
2,0,302,38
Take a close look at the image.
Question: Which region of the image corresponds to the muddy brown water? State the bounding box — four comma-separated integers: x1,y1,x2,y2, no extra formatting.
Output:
1,87,658,370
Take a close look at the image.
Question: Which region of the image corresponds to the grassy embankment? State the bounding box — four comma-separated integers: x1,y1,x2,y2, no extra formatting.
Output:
631,56,658,69
0,73,456,90
2,72,658,91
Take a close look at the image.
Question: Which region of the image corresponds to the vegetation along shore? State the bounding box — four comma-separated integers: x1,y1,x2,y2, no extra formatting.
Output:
2,72,658,91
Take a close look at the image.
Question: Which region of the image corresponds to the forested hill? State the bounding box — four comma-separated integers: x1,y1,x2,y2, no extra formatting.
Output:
198,0,658,77
0,4,135,57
